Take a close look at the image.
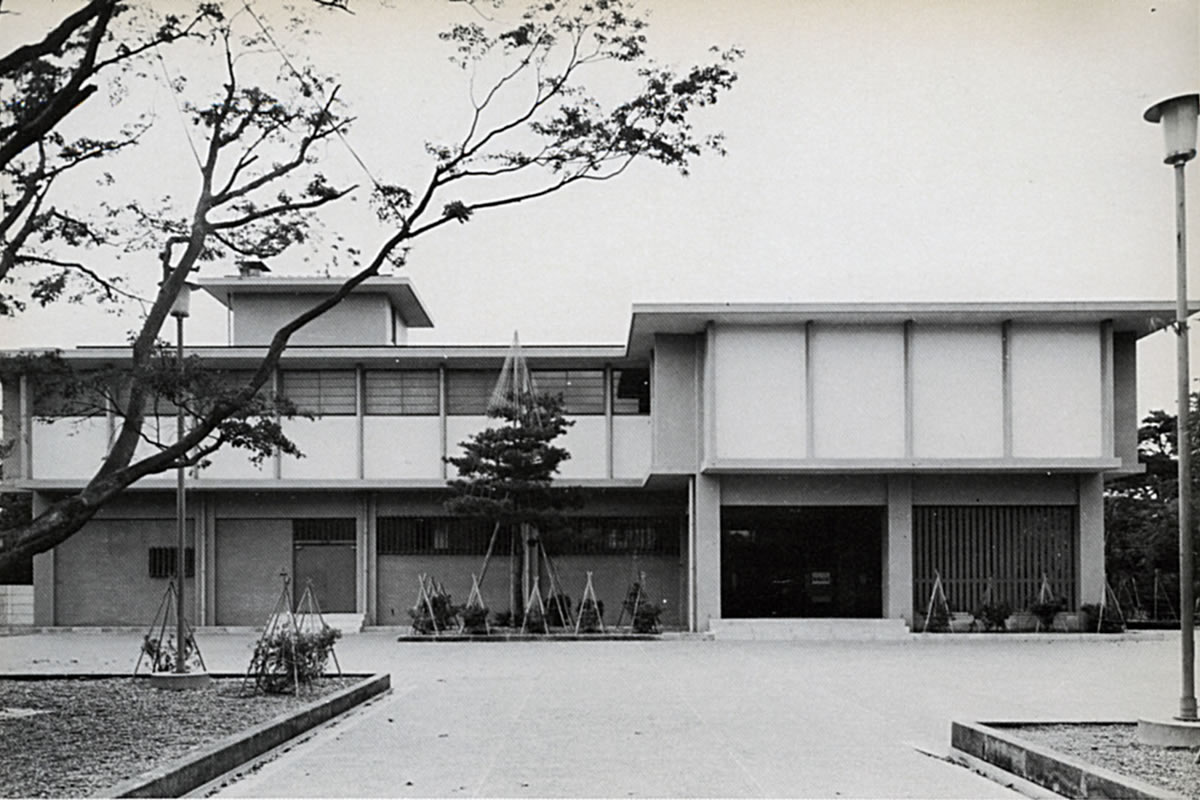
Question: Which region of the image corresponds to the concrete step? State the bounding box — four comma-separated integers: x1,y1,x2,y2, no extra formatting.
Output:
709,618,911,641
313,613,365,635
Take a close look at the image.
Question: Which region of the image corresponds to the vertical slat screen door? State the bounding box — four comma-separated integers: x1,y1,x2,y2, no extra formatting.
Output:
913,506,1076,613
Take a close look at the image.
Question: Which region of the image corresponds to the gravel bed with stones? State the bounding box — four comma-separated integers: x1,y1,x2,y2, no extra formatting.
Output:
0,676,361,798
1013,723,1197,798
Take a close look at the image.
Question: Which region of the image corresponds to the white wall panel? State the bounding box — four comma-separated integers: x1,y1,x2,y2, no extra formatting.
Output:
131,416,177,472
811,326,905,458
556,416,606,479
1010,324,1102,457
279,417,358,478
614,416,652,478
712,325,806,460
31,418,110,479
910,325,1004,458
363,417,443,479
445,416,490,467
197,438,273,480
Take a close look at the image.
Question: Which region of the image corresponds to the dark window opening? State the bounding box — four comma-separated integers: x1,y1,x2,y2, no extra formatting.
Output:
613,368,650,414
293,518,356,544
148,547,195,579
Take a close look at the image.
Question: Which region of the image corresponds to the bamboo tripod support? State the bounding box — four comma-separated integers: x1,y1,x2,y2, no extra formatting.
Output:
574,571,605,634
135,578,208,676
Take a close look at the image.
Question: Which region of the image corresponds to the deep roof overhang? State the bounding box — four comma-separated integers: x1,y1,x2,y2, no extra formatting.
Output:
624,300,1197,358
197,275,434,328
10,344,638,369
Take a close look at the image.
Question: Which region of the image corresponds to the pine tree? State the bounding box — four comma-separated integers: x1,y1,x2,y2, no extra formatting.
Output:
446,390,576,618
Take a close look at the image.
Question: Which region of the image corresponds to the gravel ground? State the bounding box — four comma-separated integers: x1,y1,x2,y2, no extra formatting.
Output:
1013,723,1197,798
0,676,360,798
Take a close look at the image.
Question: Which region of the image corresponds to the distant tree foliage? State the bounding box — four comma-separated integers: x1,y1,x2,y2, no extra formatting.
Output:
1105,399,1197,618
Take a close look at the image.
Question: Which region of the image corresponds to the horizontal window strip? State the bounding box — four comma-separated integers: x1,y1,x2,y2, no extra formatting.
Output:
532,370,605,415
294,518,356,544
376,516,682,557
281,370,357,416
446,371,497,416
364,371,440,415
377,517,494,555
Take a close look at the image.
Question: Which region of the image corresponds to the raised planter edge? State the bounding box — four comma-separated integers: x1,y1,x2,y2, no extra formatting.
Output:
99,672,390,798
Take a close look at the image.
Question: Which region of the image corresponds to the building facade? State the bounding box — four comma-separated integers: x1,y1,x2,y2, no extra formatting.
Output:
0,274,1176,632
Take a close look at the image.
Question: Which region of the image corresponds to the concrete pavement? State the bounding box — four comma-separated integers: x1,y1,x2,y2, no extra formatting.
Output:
0,631,1180,797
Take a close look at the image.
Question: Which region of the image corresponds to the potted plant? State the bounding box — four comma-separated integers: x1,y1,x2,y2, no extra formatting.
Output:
1029,597,1065,630
1079,603,1125,633
971,600,1012,632
577,597,604,633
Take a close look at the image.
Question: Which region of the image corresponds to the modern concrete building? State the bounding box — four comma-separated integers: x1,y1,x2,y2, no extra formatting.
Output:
0,273,1179,632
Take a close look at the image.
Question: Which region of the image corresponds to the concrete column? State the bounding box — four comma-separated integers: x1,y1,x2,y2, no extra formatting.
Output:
366,493,378,625
202,494,217,626
693,473,721,631
356,494,369,616
1078,473,1106,605
31,493,53,626
885,475,914,622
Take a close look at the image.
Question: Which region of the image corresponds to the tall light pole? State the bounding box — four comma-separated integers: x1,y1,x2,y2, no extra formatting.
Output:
1145,92,1199,723
170,280,195,676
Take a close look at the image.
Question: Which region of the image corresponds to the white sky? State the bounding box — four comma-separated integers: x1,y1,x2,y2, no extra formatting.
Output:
1,0,1199,418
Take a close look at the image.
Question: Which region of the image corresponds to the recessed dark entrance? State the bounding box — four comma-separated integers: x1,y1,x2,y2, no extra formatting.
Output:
721,506,883,618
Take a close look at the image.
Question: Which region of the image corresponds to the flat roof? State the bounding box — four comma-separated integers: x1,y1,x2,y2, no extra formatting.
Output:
18,344,638,369
625,300,1195,357
197,275,434,328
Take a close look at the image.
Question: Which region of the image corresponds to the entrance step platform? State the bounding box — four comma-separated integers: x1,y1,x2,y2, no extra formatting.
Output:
319,613,365,634
709,618,911,641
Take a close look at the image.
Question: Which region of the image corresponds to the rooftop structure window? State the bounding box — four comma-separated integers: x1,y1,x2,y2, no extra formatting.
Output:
364,370,439,415
281,370,356,416
612,368,650,414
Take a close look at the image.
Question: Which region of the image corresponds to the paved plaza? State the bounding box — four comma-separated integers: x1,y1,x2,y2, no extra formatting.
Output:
0,631,1181,797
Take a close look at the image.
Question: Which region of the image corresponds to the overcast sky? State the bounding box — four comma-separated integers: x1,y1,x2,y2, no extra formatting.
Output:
2,0,1199,416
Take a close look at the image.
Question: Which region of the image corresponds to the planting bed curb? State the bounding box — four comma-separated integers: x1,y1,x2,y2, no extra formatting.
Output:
98,672,390,798
950,720,1182,799
396,632,660,641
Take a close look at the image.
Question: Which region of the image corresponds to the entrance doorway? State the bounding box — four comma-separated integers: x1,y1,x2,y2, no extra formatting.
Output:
721,506,883,618
293,519,356,613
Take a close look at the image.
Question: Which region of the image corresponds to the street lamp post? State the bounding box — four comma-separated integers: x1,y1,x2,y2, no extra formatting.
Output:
1145,92,1200,724
168,281,196,677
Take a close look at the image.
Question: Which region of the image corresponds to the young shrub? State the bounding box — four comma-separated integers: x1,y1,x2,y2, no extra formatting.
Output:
623,583,662,634
492,609,516,629
577,598,604,633
1079,603,1126,633
972,600,1012,632
409,586,457,634
1028,597,1065,630
248,627,341,694
545,593,572,628
141,633,203,673
459,605,489,635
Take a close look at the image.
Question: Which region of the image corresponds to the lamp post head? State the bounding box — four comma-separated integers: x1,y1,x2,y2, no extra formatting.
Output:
158,279,199,319
1144,93,1200,165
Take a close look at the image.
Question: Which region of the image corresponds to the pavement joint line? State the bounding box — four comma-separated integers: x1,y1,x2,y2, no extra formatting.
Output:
201,684,408,797
471,654,543,796
635,639,769,797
